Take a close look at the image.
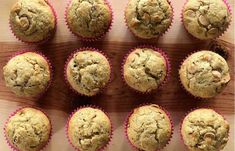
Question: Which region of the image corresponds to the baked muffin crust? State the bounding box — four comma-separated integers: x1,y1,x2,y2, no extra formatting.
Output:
5,107,51,151
68,107,111,151
181,109,229,151
66,0,112,38
179,51,230,98
123,48,167,92
66,50,110,96
125,0,173,39
9,0,56,42
183,0,231,40
127,104,172,151
3,52,51,97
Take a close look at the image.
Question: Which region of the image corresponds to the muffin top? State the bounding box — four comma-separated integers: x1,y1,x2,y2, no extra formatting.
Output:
66,0,112,38
179,51,230,98
68,107,111,151
125,0,173,39
66,50,110,96
9,0,56,42
127,104,172,151
183,0,231,40
5,107,51,151
3,52,51,97
181,109,229,151
123,48,167,93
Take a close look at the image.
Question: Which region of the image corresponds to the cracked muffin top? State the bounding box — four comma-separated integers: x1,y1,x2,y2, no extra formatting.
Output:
68,107,111,151
181,109,229,151
125,0,173,39
123,47,167,93
183,0,231,40
5,107,51,151
127,104,172,151
66,50,111,96
9,0,56,43
3,52,51,97
179,51,230,98
66,0,112,39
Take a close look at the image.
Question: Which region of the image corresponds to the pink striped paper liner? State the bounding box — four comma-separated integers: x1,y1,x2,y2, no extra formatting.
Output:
180,108,230,151
181,0,232,40
124,103,174,151
4,50,53,98
9,0,57,44
64,47,112,97
124,0,174,39
65,0,113,41
66,105,113,151
4,106,52,151
121,45,171,94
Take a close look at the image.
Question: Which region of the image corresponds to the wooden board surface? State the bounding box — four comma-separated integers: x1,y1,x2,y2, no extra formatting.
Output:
0,0,234,151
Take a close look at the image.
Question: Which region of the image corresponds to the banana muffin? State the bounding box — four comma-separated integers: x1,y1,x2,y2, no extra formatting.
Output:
9,0,56,43
67,107,112,151
123,47,168,93
3,52,51,97
179,50,230,98
126,104,172,151
66,0,112,39
181,108,230,151
65,49,111,96
5,107,51,151
182,0,231,40
125,0,173,39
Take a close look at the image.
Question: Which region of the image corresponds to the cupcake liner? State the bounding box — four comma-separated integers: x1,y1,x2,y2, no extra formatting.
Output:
64,47,112,97
181,0,232,40
4,106,52,151
9,0,57,44
180,108,230,151
66,105,113,151
124,0,174,39
124,103,174,151
121,45,171,94
6,50,53,98
65,0,113,41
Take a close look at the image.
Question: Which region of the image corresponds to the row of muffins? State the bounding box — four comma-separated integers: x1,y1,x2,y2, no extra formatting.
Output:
9,0,232,43
3,47,230,99
4,105,230,151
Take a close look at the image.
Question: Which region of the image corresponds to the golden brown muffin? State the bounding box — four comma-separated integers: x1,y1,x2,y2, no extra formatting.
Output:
5,107,51,151
179,50,230,98
9,0,56,43
123,47,167,93
3,52,51,97
181,109,229,151
67,107,112,151
183,0,231,40
66,50,111,96
126,104,172,151
125,0,173,39
66,0,112,39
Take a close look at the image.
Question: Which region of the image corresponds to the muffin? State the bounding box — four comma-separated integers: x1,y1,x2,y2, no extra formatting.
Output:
65,49,111,96
126,104,172,151
182,0,231,40
3,52,51,97
181,109,230,151
5,107,51,151
9,0,56,43
123,47,168,93
179,50,230,98
66,0,112,40
125,0,173,39
67,107,112,151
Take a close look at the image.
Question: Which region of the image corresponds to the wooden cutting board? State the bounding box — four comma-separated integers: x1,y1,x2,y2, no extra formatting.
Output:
0,0,234,150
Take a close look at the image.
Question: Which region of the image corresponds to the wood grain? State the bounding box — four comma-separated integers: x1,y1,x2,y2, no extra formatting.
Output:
0,0,234,150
